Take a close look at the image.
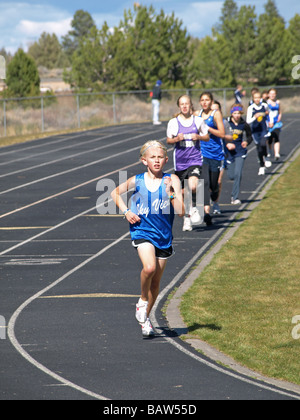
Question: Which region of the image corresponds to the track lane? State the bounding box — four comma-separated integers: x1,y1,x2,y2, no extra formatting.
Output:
1,118,300,400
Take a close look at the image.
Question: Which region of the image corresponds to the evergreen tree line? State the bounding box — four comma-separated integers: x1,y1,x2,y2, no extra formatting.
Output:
1,0,300,98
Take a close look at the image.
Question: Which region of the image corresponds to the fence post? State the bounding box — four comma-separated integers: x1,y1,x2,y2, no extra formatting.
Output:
41,96,44,132
76,94,81,128
3,100,6,137
112,93,117,124
223,89,227,116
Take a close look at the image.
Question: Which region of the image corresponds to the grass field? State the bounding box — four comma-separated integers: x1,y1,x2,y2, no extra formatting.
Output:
180,153,300,385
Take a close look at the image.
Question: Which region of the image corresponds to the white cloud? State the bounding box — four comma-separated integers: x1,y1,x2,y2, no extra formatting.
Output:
17,18,72,38
170,1,224,38
0,2,71,53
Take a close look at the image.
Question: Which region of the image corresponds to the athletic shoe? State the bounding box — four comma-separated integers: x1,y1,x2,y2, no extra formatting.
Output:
275,154,281,161
258,167,265,176
212,202,221,215
204,213,213,226
231,198,242,205
142,318,155,338
153,121,162,125
190,207,202,224
265,160,272,168
183,216,193,231
136,298,148,324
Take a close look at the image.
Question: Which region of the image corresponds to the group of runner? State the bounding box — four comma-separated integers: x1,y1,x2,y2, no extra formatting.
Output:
166,88,282,231
111,88,282,337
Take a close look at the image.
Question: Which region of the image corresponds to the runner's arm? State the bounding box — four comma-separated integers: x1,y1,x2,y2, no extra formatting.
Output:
208,110,225,138
111,176,141,224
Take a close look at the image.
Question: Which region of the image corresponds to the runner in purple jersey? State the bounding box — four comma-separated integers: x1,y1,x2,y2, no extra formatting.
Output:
167,95,210,231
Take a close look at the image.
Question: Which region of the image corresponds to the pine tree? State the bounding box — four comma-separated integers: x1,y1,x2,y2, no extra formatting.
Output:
230,5,257,83
254,1,288,85
189,35,234,88
66,25,111,90
6,49,40,97
67,4,190,91
28,33,69,69
214,0,238,41
62,10,96,59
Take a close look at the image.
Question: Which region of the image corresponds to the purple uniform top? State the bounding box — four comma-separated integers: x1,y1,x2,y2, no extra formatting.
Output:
167,116,207,172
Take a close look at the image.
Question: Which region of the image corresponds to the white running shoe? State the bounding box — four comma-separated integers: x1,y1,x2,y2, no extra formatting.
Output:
142,318,155,338
135,298,148,324
265,160,272,168
183,216,193,231
190,207,202,224
231,198,242,205
212,202,221,215
258,167,265,176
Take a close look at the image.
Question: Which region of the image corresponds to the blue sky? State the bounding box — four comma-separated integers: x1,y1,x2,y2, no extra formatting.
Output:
1,0,299,54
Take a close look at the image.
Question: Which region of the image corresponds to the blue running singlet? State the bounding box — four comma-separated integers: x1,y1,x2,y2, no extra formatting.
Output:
267,100,280,125
130,173,175,250
199,110,224,161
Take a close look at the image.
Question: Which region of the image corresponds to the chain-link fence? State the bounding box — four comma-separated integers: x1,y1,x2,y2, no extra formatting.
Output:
0,86,300,138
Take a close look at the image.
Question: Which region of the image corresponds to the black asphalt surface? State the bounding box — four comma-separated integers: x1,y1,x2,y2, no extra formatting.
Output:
1,116,300,401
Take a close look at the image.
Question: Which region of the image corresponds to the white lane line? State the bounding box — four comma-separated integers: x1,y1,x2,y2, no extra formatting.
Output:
0,153,140,219
0,137,168,219
0,135,101,167
0,123,143,158
0,129,162,184
0,132,86,157
0,161,137,255
0,133,115,169
40,293,140,299
7,231,130,401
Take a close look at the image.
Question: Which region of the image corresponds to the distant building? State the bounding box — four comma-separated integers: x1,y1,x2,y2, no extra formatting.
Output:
40,78,71,93
0,80,6,92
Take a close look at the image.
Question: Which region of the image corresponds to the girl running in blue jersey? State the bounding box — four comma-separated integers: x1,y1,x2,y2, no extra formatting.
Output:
111,141,184,338
197,92,225,221
267,88,282,161
210,100,230,215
